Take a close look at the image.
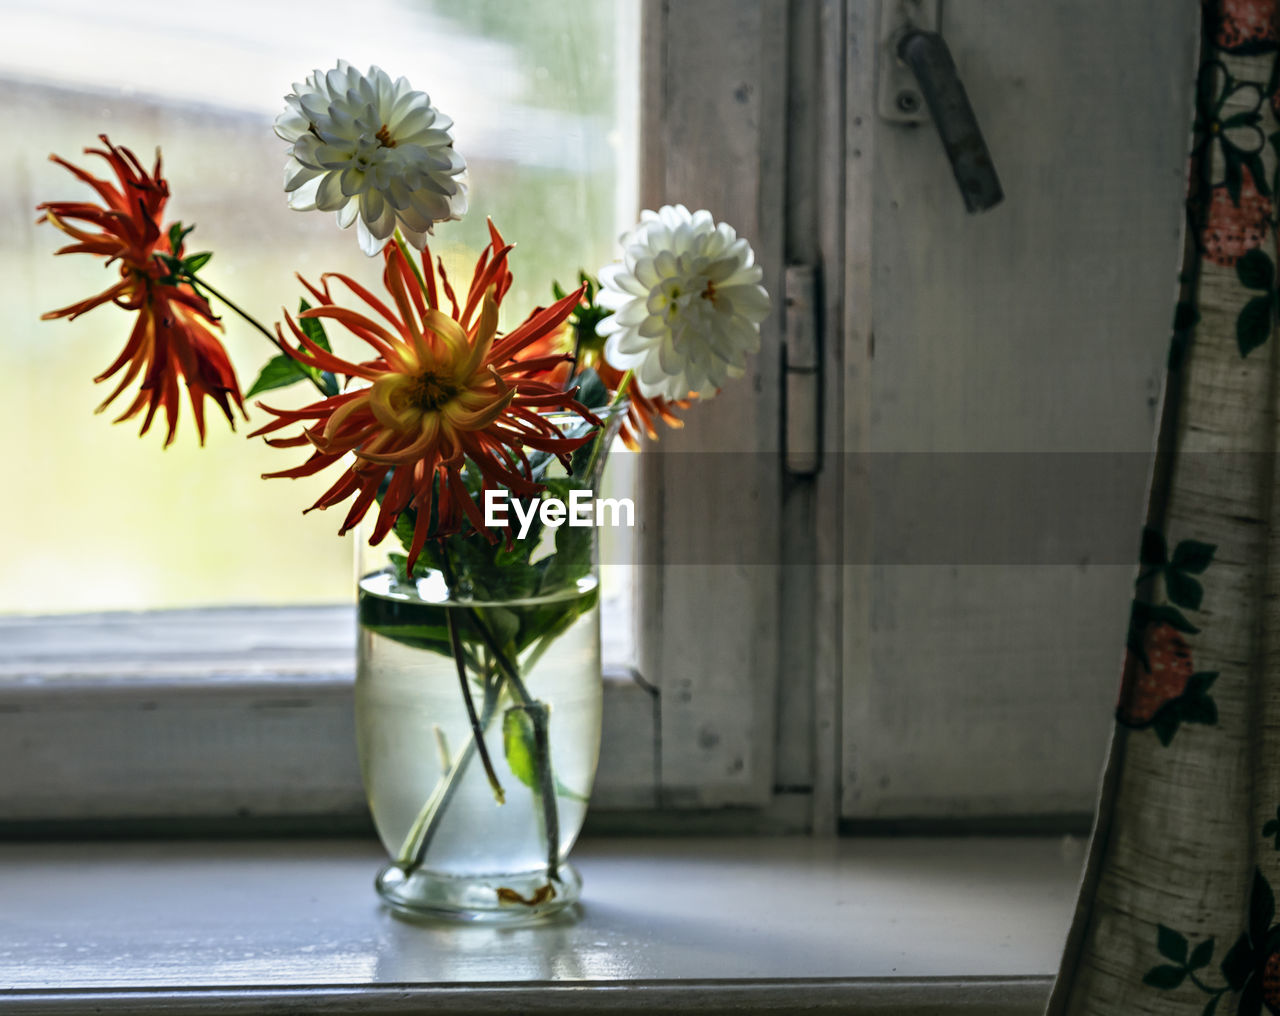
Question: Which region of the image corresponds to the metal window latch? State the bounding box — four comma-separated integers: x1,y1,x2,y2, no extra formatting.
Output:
877,0,1004,213
784,265,821,476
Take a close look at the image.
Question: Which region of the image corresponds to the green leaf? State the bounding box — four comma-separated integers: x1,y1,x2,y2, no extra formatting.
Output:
363,622,451,644
1221,932,1256,990
1172,540,1217,575
360,625,455,657
1140,528,1168,567
168,221,194,254
1179,692,1218,726
543,522,593,592
1152,708,1181,746
183,251,213,274
1238,249,1276,291
297,299,333,351
1142,964,1186,989
1165,570,1205,611
571,366,610,413
1239,976,1264,1016
1158,924,1189,963
294,300,339,395
243,303,338,399
1187,672,1219,696
538,479,595,593
502,705,541,791
245,354,315,399
1251,867,1275,945
483,605,520,648
513,585,597,657
1226,149,1244,207
1189,936,1215,970
1237,295,1273,358
1148,604,1200,635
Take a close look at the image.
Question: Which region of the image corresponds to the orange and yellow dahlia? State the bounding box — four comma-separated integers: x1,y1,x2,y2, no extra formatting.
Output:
251,222,601,573
38,136,243,446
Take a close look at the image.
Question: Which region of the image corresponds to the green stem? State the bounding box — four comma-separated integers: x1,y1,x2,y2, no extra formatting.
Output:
393,229,431,301
527,702,559,877
190,275,330,397
437,548,562,882
437,553,535,704
519,627,563,678
396,667,504,871
1187,971,1226,996
446,608,506,805
575,369,632,484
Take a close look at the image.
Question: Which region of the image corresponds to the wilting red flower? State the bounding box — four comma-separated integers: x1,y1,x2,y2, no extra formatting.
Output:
251,222,601,572
596,358,691,452
38,135,244,446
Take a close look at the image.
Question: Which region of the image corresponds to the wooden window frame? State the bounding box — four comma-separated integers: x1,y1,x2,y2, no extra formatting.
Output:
0,0,823,833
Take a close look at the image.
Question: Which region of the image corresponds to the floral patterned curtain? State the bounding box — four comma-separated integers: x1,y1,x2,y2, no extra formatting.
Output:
1047,2,1280,1014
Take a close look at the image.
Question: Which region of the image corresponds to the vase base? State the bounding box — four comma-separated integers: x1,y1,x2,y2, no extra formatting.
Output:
375,861,582,924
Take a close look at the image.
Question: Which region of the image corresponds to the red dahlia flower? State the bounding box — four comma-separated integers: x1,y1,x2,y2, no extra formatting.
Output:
38,136,243,446
251,222,601,573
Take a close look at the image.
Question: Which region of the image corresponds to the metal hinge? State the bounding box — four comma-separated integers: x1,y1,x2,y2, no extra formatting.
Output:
783,264,822,476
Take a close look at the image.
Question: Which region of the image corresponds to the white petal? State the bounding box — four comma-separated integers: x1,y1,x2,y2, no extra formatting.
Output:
616,327,657,355
287,176,321,210
614,300,649,326
598,263,647,297
357,217,389,256
637,314,668,338
336,200,359,228
283,162,320,193
314,172,346,211
723,284,771,319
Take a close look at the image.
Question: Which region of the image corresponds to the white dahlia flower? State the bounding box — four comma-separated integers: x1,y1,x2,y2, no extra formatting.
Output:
275,61,468,256
596,205,770,400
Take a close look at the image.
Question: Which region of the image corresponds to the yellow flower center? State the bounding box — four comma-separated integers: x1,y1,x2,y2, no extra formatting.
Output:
375,124,397,148
406,370,458,411
369,368,461,434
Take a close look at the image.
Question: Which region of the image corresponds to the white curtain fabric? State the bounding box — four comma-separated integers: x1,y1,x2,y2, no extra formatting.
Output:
1049,3,1280,1014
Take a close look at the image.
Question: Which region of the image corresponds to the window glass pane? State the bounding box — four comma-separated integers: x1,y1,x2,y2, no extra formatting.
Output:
1,0,639,616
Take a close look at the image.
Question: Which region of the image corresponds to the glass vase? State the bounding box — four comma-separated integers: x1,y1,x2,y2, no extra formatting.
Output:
354,408,623,923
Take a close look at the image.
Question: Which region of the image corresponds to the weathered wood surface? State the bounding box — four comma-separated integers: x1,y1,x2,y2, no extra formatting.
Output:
841,0,1199,819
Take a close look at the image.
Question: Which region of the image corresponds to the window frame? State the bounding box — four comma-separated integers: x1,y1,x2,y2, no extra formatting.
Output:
0,0,811,833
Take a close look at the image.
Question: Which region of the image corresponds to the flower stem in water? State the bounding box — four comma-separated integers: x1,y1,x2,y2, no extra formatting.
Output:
446,607,505,804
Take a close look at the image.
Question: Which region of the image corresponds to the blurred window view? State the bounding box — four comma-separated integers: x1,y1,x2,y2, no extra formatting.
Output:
0,0,639,622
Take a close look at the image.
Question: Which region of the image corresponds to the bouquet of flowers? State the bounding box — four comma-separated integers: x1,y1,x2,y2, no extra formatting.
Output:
38,61,770,921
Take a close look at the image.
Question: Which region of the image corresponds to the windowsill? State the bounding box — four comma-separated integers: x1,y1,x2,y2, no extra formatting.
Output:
0,835,1082,1014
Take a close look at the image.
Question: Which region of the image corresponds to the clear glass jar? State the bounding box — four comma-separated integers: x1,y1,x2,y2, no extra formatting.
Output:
354,406,625,923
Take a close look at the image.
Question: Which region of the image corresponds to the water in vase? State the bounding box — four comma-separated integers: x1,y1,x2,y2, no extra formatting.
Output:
355,567,602,907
